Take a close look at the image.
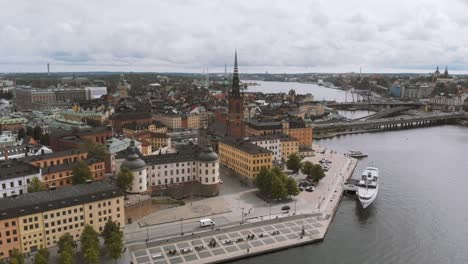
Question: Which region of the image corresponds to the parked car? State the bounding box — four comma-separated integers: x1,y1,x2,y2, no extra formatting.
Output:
305,186,315,192
281,205,291,211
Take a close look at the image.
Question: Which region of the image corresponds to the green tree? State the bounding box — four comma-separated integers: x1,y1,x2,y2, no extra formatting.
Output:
286,177,300,197
311,164,326,182
17,127,26,141
28,177,46,192
58,233,76,264
301,161,314,177
72,160,92,184
80,225,100,264
270,174,287,200
116,167,134,196
101,219,120,242
105,230,123,262
84,140,107,160
40,133,50,146
34,247,50,264
9,248,24,264
26,126,33,137
58,233,76,254
33,126,43,140
254,167,274,196
286,153,301,173
59,250,74,264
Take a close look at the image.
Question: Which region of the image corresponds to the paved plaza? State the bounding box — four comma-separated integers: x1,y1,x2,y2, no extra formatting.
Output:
130,214,324,264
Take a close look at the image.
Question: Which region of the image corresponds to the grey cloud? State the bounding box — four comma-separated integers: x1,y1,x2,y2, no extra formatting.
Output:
0,0,467,73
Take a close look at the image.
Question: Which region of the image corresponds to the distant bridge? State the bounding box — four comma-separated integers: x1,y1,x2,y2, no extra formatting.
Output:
313,112,464,138
354,106,413,121
320,101,424,111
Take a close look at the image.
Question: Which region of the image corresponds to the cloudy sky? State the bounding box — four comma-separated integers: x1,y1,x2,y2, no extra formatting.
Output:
1,0,468,73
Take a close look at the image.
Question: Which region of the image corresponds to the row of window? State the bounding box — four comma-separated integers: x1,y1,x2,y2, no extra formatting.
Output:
0,178,32,190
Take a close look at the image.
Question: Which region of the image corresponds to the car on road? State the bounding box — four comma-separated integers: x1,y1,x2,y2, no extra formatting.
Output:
281,205,291,211
305,186,315,192
200,218,215,227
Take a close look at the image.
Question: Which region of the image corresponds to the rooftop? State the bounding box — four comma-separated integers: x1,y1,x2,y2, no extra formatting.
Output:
21,149,87,163
220,137,272,155
0,181,123,220
0,160,40,180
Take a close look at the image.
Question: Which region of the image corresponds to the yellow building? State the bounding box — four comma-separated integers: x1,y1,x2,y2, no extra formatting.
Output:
18,213,45,253
155,113,182,130
219,138,273,180
279,134,300,161
0,182,124,256
186,114,200,129
245,119,313,146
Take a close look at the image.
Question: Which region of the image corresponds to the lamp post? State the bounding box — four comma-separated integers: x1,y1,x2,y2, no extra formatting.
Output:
241,208,244,224
180,218,183,236
294,199,297,214
269,202,272,219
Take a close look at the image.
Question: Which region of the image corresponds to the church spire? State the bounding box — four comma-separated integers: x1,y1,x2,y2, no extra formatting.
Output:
231,50,241,97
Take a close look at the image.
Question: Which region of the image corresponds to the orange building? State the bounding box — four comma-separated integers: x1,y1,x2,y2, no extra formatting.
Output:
41,158,105,188
0,218,20,258
23,149,88,169
245,119,313,146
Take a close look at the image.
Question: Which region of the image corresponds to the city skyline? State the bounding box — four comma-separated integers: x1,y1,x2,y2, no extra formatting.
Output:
1,0,468,73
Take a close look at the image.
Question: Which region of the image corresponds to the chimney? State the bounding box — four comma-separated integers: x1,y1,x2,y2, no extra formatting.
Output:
41,149,45,155
4,148,8,160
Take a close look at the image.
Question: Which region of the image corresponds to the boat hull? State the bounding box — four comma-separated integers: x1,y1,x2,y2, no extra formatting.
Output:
358,185,378,209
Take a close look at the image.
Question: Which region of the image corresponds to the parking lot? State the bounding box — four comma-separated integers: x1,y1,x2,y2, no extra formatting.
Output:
130,214,324,264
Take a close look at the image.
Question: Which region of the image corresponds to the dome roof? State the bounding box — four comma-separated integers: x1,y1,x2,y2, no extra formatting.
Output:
121,140,146,170
197,146,219,162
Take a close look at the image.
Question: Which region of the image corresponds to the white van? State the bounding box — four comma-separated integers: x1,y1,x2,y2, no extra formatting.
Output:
199,218,215,227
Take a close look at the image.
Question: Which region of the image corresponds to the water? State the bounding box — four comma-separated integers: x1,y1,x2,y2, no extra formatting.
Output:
338,110,376,120
247,81,348,102
231,125,468,264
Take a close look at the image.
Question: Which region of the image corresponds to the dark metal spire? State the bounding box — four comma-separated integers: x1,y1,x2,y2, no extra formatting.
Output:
231,50,241,97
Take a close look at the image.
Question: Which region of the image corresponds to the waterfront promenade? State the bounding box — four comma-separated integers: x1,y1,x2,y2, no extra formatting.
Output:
126,145,357,264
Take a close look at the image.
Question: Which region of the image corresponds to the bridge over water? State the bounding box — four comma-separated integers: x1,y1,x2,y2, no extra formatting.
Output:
313,112,464,139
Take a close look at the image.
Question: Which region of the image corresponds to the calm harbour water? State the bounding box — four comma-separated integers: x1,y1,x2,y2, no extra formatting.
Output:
233,81,468,264
232,126,468,264
247,80,348,102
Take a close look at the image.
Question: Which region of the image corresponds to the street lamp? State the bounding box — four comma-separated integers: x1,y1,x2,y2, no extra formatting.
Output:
269,202,272,219
180,218,184,236
294,199,297,214
241,208,244,224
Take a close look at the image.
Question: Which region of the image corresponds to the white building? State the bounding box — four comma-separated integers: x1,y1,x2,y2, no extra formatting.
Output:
247,135,282,162
0,144,52,161
0,159,41,197
145,145,219,187
0,131,20,148
84,86,108,100
120,140,147,194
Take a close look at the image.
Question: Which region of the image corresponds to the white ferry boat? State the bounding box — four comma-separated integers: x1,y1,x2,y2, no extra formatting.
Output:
357,167,379,209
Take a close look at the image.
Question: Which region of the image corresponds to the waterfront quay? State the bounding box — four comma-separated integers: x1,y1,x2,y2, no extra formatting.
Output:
129,214,324,264
125,145,357,264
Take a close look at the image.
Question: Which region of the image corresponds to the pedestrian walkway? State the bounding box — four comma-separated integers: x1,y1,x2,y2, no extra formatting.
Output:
130,214,324,264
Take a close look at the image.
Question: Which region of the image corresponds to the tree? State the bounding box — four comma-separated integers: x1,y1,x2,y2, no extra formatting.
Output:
28,177,46,192
58,233,76,264
59,250,74,264
116,167,134,195
33,126,43,141
270,174,287,200
58,233,76,253
105,230,124,262
17,127,26,141
72,160,92,184
101,219,120,242
311,164,326,182
255,167,291,200
26,126,33,137
286,153,301,173
40,133,50,146
286,177,300,197
9,248,24,264
34,248,50,264
84,140,107,160
80,225,100,264
301,161,315,177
